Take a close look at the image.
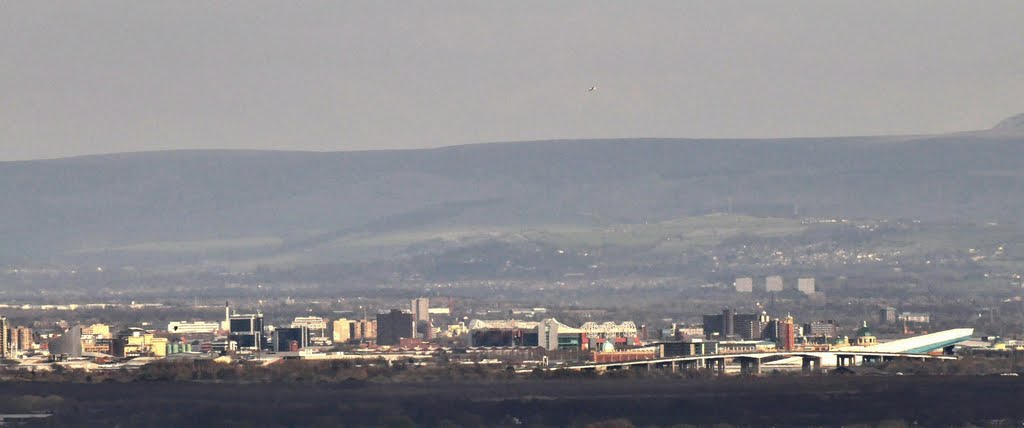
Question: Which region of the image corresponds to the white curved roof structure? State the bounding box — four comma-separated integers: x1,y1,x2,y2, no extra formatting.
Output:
860,328,974,353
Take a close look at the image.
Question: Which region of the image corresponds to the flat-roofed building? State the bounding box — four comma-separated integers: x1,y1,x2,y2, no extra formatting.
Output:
82,324,111,339
0,316,9,359
733,313,764,340
228,313,265,350
719,340,777,354
900,312,931,323
880,306,898,324
734,277,753,293
332,319,351,343
778,315,796,351
797,278,816,295
804,320,839,338
376,310,414,346
112,328,158,358
660,339,718,357
703,309,738,339
410,297,430,323
14,326,33,351
352,319,376,341
167,321,220,335
274,326,309,352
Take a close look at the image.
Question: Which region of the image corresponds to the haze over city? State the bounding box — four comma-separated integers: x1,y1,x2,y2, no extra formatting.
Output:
5,3,1024,427
3,1,1024,161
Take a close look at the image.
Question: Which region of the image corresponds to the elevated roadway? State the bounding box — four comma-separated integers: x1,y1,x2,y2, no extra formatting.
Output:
530,328,974,375
540,350,957,375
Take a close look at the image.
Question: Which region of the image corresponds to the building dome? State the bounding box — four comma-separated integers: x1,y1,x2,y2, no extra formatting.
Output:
855,321,874,338
853,321,877,346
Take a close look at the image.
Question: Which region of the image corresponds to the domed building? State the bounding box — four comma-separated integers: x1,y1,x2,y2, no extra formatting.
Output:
853,321,877,346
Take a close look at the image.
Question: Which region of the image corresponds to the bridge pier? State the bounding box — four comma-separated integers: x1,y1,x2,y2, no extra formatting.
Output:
704,357,725,374
802,356,821,373
836,354,855,367
738,357,761,375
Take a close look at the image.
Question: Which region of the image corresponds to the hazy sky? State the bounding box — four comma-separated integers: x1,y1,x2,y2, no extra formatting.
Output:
3,1,1023,161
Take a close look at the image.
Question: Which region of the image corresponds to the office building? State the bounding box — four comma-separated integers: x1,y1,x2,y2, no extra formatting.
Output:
719,340,777,354
416,319,434,340
0,316,9,359
804,320,839,338
778,315,796,351
734,277,753,293
229,312,265,350
376,310,414,346
14,326,33,351
111,328,157,358
332,318,377,343
733,313,763,340
660,339,718,357
704,309,747,339
410,297,430,323
880,306,898,324
351,319,376,341
762,319,780,342
900,312,931,323
332,319,351,343
82,324,111,339
765,275,784,292
797,278,816,294
83,337,112,354
167,321,220,335
150,337,168,358
273,326,309,352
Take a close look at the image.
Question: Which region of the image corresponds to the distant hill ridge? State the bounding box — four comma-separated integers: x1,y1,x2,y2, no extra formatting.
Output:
2,115,1024,265
991,113,1024,135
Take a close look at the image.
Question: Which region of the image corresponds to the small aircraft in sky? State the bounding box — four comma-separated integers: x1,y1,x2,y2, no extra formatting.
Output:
587,86,597,92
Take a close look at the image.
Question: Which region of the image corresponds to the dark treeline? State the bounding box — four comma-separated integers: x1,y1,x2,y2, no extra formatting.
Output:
2,373,1024,427
3,359,1024,427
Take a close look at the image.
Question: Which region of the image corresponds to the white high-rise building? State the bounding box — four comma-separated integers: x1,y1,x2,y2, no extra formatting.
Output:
797,278,816,295
734,277,753,293
0,316,9,359
411,297,430,323
167,321,220,334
